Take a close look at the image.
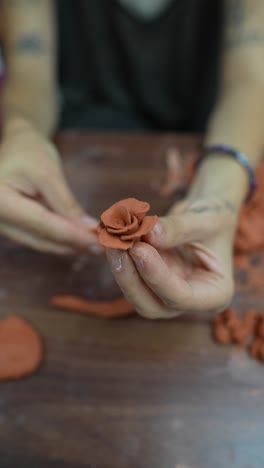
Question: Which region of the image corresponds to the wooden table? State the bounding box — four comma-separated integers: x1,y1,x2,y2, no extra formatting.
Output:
0,132,264,468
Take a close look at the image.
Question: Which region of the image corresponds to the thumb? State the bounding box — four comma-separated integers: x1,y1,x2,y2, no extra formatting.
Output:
145,211,221,249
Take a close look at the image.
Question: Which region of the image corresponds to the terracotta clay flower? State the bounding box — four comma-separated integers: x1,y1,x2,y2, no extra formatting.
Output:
98,198,158,250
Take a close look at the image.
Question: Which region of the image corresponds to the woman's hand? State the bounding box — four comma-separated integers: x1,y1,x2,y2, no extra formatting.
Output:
0,120,102,255
106,196,238,319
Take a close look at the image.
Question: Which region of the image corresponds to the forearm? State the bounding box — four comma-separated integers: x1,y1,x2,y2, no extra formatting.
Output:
2,80,59,137
188,81,264,210
187,0,264,211
187,155,248,213
1,0,57,137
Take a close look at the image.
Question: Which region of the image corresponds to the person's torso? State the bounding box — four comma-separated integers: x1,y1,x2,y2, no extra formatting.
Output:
57,0,223,131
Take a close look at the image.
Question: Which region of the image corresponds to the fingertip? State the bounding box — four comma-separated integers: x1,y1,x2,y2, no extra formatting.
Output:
129,245,144,269
144,219,165,244
152,220,164,236
81,215,100,228
129,243,144,256
89,243,104,255
129,242,160,270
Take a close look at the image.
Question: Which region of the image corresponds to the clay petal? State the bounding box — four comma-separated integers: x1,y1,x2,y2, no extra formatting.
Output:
121,198,150,218
101,204,131,229
121,215,158,241
107,216,139,235
98,227,133,250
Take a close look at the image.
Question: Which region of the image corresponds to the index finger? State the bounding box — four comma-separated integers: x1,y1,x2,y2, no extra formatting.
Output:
0,187,102,252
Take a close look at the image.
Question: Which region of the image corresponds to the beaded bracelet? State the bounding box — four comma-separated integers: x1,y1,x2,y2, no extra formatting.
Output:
201,144,257,202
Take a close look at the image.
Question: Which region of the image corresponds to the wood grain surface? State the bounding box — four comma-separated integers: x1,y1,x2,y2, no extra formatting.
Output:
0,132,263,468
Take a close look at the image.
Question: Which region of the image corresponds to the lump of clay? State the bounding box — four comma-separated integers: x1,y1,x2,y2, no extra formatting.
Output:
0,315,43,381
213,324,232,344
250,338,264,361
231,310,259,346
213,308,264,364
214,308,239,329
243,309,260,334
213,308,239,344
213,308,260,347
256,316,264,339
232,323,251,346
98,198,158,250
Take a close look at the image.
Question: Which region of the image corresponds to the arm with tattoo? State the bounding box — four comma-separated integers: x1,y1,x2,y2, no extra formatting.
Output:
186,0,264,215
0,1,100,256
1,0,58,136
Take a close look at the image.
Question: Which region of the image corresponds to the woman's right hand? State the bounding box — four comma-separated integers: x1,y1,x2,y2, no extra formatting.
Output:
0,119,102,255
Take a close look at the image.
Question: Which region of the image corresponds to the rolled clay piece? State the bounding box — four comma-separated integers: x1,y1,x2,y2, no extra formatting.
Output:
256,317,264,339
243,309,260,334
213,313,223,326
214,308,240,331
158,148,186,196
98,198,158,250
214,324,232,344
234,254,250,270
51,295,135,318
222,308,238,325
259,344,264,363
0,315,43,381
226,315,241,333
249,338,263,359
231,324,251,346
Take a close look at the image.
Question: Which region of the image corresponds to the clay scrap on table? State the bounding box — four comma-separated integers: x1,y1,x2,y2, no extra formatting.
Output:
157,147,195,196
213,308,264,364
98,198,158,250
235,163,264,254
51,295,135,318
0,315,43,382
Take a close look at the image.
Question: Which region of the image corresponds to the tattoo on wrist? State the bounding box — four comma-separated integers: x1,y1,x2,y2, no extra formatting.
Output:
11,34,47,54
189,199,237,215
225,0,264,48
225,30,264,48
226,0,247,27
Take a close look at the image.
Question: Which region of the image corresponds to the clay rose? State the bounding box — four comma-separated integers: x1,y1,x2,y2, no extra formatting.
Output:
98,198,158,250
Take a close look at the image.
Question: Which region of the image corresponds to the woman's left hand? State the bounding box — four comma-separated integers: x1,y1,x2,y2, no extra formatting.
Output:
106,196,238,319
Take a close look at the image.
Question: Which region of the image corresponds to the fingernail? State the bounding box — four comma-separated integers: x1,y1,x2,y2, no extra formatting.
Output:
130,248,143,269
110,249,123,272
82,215,99,227
90,244,103,255
151,220,163,237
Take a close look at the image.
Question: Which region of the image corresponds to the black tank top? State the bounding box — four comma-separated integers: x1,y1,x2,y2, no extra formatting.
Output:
57,0,223,131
